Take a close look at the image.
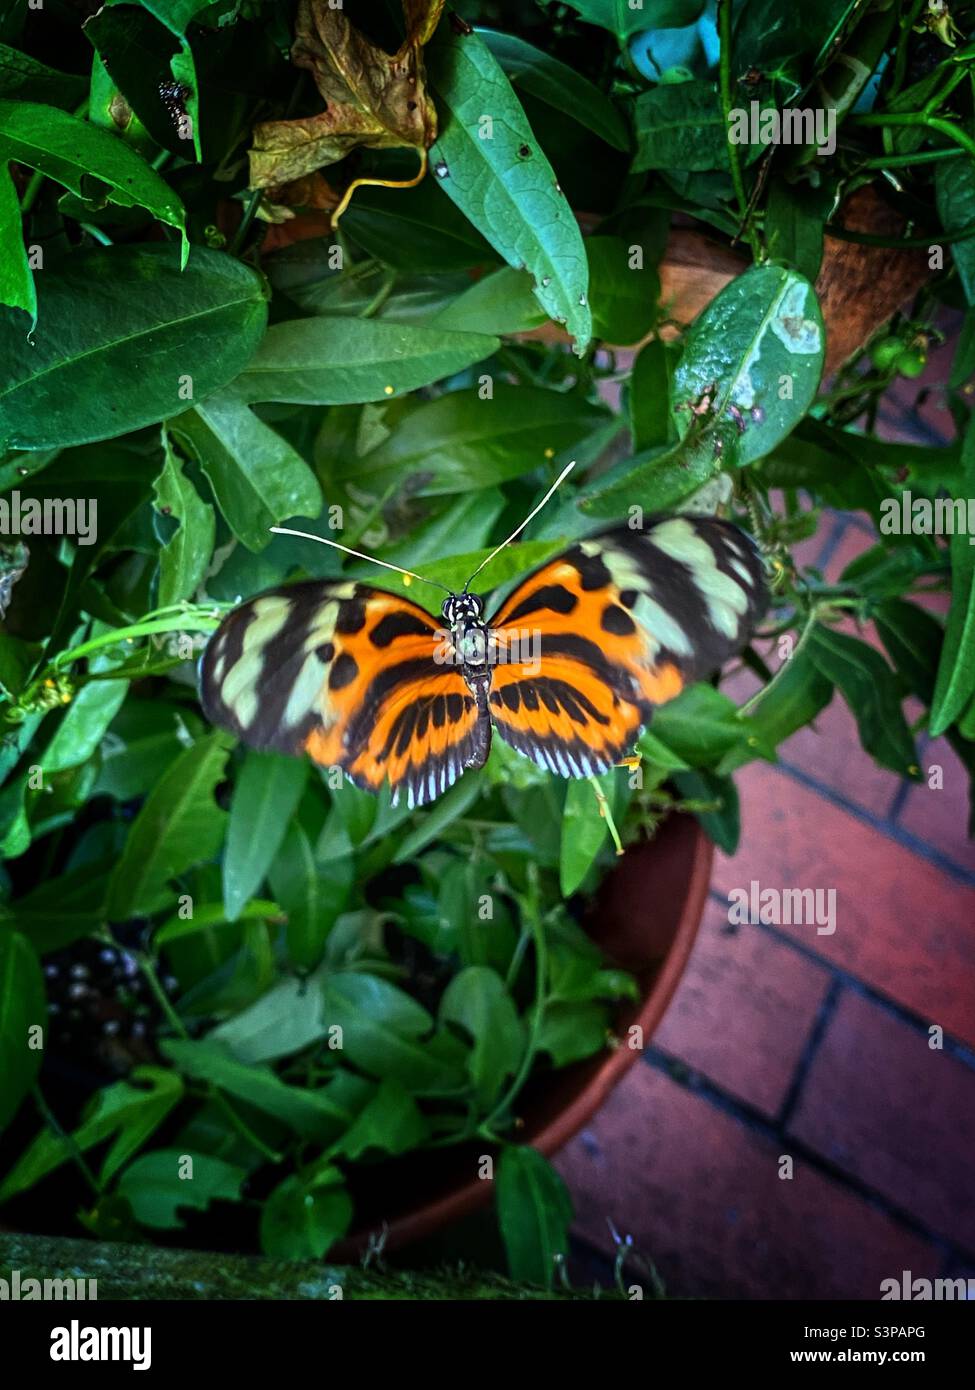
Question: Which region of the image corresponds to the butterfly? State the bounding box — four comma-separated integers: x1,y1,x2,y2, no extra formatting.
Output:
199,513,768,809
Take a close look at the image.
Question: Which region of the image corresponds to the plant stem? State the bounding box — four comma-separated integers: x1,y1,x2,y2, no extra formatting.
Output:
717,0,761,260
228,187,264,257
51,611,225,668
850,111,975,160
133,946,283,1164
32,1085,100,1196
857,147,965,170
477,868,548,1140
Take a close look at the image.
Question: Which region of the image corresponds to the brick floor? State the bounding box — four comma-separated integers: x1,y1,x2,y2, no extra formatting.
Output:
713,763,975,1049
654,897,832,1117
556,1063,945,1300
561,405,975,1294
787,989,975,1250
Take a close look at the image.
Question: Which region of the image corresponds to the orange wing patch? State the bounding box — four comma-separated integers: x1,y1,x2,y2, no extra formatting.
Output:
485,517,767,775
200,581,490,807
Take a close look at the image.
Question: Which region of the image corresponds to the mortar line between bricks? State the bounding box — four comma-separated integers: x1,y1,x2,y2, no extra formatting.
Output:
775,976,845,1131
768,758,975,886
640,1047,962,1267
705,888,975,1071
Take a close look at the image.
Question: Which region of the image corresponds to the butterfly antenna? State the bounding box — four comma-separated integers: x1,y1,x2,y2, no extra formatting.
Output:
463,459,576,593
269,527,453,596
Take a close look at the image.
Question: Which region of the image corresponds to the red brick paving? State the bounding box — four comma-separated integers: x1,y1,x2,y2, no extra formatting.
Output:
787,989,975,1251
713,763,975,1050
555,1064,944,1300
897,739,975,871
654,897,832,1117
560,477,975,1296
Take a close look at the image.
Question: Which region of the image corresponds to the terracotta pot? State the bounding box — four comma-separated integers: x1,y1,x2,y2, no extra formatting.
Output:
334,810,712,1257
520,188,932,373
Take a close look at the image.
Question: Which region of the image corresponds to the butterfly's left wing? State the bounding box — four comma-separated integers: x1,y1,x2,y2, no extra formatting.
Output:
485,515,768,777
200,580,489,807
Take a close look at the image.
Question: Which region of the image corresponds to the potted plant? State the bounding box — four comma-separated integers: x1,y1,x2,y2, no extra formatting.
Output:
0,0,971,1291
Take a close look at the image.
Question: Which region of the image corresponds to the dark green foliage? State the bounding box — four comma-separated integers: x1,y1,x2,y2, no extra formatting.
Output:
0,0,971,1278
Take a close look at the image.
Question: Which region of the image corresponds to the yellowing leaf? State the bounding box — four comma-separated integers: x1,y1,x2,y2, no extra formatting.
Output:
250,0,444,191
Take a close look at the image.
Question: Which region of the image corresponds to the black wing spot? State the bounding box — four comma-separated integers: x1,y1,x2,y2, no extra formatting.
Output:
601,603,636,636
502,583,578,623
369,611,432,647
329,652,359,690
432,694,447,727
335,598,367,635
572,549,612,591
316,641,335,662
501,684,521,712
445,692,464,723
619,589,638,609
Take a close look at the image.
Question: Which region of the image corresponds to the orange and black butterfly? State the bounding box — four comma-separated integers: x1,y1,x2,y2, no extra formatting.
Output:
199,514,768,809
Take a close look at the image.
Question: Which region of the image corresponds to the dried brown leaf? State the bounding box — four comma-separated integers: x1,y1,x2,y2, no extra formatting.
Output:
249,0,444,191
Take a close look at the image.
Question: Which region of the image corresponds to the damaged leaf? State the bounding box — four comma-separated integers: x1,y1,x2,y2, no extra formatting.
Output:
250,0,445,191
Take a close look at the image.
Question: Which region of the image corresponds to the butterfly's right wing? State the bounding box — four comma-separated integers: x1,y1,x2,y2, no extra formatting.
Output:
200,580,489,807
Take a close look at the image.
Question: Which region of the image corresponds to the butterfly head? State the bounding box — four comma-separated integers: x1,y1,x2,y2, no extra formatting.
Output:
441,592,484,627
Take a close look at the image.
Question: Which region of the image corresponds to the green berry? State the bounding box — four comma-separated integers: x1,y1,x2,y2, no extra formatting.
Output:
895,349,926,378
869,337,903,371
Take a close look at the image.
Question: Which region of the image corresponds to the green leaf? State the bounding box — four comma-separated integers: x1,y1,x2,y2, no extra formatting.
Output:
578,432,720,518
171,392,322,552
153,431,214,606
495,1146,573,1289
269,824,351,971
427,28,592,353
565,0,705,38
335,1078,429,1160
875,599,943,705
672,263,825,466
632,79,726,173
223,750,309,922
107,733,230,918
764,176,833,282
0,161,32,323
433,265,548,337
86,0,213,163
559,776,611,896
0,245,267,452
672,767,740,853
260,1169,352,1259
536,999,611,1065
0,99,186,257
336,384,605,494
440,966,525,1104
0,43,88,107
629,338,674,451
807,626,919,777
0,929,44,1132
478,29,629,150
0,1067,183,1199
117,1148,245,1229
41,678,129,776
320,973,466,1095
737,645,833,752
586,235,658,345
233,317,499,406
210,971,332,1065
93,700,204,802
160,1039,351,1141
651,683,765,766
931,422,975,733
936,157,975,306
340,177,497,273
391,773,486,863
